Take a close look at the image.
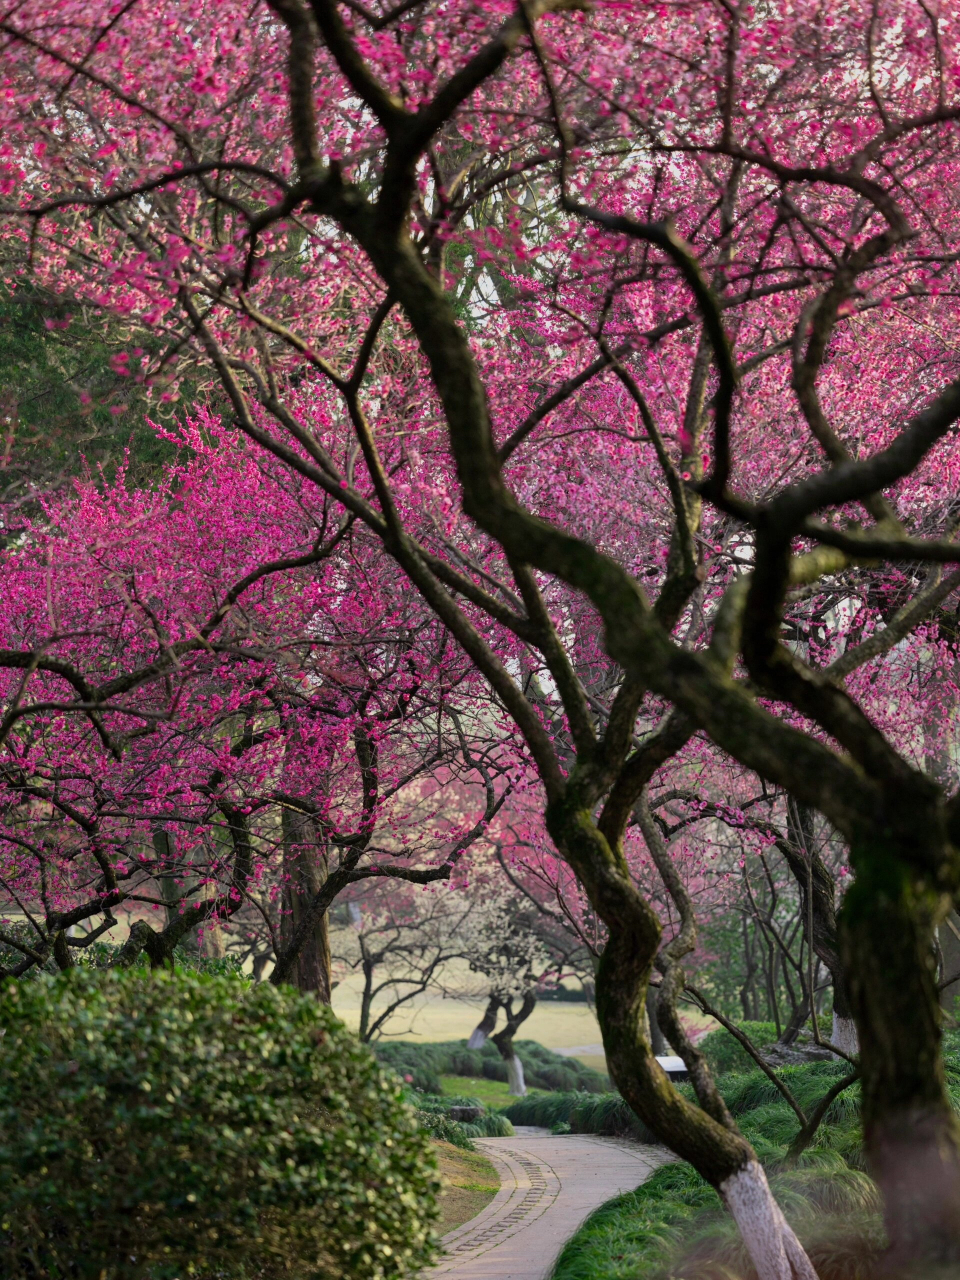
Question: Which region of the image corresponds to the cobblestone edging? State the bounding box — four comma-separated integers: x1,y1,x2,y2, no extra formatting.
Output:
434,1144,562,1268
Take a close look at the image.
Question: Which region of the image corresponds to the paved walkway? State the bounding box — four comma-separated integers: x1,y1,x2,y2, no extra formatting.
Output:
431,1128,666,1280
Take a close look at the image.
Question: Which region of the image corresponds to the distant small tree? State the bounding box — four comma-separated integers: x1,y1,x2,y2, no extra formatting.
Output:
333,883,471,1041
454,887,555,1095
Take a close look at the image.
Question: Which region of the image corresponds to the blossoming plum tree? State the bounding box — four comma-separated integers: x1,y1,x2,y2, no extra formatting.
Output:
5,0,960,1273
0,423,511,990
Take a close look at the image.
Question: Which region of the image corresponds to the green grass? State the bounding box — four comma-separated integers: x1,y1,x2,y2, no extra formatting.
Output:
549,1163,720,1280
440,1074,528,1104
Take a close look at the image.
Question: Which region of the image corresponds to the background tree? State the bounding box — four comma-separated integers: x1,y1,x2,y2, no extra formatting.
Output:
0,426,510,985
332,880,471,1040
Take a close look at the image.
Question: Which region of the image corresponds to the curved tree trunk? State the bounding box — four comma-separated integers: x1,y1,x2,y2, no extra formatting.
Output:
549,800,817,1280
646,984,667,1056
468,994,501,1050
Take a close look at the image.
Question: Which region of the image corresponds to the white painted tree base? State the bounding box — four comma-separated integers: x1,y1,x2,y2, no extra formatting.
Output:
506,1055,526,1096
721,1161,817,1280
467,1028,488,1050
831,1014,858,1057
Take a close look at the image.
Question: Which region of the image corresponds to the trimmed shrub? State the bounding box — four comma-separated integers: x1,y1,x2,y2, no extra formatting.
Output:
415,1109,477,1150
415,1093,514,1143
698,1020,779,1076
373,1038,609,1094
502,1090,659,1142
0,970,439,1280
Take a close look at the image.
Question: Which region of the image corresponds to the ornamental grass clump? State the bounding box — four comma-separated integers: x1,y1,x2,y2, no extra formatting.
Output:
0,969,439,1280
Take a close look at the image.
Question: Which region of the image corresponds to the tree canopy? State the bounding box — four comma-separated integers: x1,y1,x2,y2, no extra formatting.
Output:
3,2,960,1275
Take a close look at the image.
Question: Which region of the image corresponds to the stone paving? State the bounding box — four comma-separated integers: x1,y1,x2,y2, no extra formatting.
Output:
431,1127,667,1280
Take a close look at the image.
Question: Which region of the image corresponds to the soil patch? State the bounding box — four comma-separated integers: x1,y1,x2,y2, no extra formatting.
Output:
433,1140,500,1235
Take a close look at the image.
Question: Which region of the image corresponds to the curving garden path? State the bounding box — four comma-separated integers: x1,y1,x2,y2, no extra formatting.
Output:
430,1128,667,1280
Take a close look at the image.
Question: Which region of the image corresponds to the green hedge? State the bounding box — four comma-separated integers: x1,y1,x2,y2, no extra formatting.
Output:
373,1038,609,1095
502,1090,659,1142
414,1093,514,1147
0,970,438,1280
0,929,244,979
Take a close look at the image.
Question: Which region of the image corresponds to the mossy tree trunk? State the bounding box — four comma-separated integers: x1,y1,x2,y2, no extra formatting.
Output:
841,829,960,1266
548,794,817,1280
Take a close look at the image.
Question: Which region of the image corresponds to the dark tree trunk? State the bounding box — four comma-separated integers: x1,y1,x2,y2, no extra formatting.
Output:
468,994,500,1050
546,800,816,1280
779,994,810,1047
646,984,667,1055
281,808,333,1003
154,826,200,955
781,802,857,1055
841,829,960,1269
491,993,537,1095
358,947,375,1040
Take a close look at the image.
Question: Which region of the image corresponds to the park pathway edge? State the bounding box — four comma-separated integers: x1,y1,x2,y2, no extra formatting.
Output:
429,1129,668,1279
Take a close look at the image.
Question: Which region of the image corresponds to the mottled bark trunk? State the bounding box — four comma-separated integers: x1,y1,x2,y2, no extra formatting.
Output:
281,808,333,1003
830,1011,858,1057
645,984,667,1056
841,833,960,1267
504,1053,526,1096
468,995,500,1050
597,896,815,1280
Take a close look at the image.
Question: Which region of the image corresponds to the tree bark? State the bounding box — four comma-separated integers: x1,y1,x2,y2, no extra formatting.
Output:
781,803,859,1055
154,826,201,955
841,831,960,1268
281,808,333,1003
468,994,501,1049
548,799,816,1280
646,984,667,1056
491,992,537,1096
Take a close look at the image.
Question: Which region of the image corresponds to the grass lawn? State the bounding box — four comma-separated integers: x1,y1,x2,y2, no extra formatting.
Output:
331,969,613,1062
432,1140,500,1235
438,1074,530,1105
